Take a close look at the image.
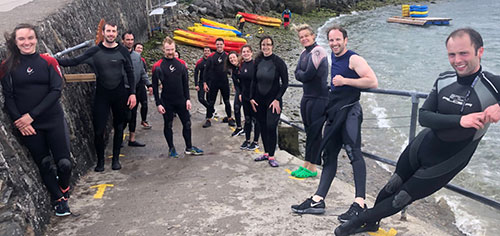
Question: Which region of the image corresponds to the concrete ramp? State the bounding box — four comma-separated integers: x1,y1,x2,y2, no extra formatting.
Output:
46,94,451,235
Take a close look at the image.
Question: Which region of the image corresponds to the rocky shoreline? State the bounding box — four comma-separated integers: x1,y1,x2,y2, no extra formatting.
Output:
140,3,464,235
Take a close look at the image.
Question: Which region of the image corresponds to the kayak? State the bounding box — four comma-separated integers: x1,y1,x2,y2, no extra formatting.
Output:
173,35,241,52
188,26,237,37
194,23,242,37
200,18,238,31
173,29,246,48
237,12,281,24
244,18,280,27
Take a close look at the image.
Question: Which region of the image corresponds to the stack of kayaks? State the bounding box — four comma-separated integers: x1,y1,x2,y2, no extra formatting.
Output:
409,5,428,18
237,12,281,27
174,18,247,52
173,29,246,52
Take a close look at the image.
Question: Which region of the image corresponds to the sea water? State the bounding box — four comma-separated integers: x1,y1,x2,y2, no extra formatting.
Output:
311,0,499,235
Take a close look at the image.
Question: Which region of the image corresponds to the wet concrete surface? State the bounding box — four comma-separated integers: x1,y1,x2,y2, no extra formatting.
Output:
44,93,452,236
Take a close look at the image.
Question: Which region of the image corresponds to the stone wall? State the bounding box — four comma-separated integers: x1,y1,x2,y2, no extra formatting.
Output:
0,0,148,235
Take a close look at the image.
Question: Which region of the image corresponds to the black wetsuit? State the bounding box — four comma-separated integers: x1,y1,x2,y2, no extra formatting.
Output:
127,51,151,133
1,53,72,202
194,56,210,109
203,51,231,119
138,57,149,122
152,57,192,150
251,54,288,156
295,43,329,165
57,42,135,164
351,68,500,227
315,50,366,199
232,60,260,141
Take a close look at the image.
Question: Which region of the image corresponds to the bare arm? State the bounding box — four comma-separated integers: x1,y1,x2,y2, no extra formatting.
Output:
333,55,378,89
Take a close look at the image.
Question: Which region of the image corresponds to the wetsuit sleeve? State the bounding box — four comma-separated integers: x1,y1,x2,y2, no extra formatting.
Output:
152,62,162,106
182,66,190,101
194,62,201,85
57,46,98,67
275,57,289,101
29,61,63,119
203,57,211,84
1,74,22,120
250,59,258,100
419,80,462,129
140,65,151,86
232,72,241,94
119,47,136,95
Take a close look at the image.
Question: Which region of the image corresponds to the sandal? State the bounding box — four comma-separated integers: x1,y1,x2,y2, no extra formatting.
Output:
291,166,305,176
295,168,317,178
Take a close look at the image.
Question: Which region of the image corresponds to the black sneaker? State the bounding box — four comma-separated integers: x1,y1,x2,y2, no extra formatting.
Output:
247,142,259,151
222,117,229,123
338,202,366,223
202,119,211,128
240,140,250,150
334,219,379,236
231,127,244,137
54,197,71,217
128,140,146,147
228,118,236,127
291,197,325,214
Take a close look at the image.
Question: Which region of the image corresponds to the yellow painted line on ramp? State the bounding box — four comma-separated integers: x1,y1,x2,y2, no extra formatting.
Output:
368,227,397,236
122,133,129,141
90,184,114,199
108,154,125,158
285,169,304,181
254,148,262,154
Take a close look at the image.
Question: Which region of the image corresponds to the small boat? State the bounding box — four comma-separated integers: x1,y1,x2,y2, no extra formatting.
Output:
194,23,242,37
173,35,241,52
237,12,281,27
188,25,237,37
200,18,238,31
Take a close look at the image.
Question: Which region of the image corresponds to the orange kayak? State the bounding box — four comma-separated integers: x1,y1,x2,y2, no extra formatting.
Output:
244,18,280,28
237,12,282,24
173,35,241,52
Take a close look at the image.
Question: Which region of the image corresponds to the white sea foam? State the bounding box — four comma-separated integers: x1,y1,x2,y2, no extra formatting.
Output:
435,195,486,236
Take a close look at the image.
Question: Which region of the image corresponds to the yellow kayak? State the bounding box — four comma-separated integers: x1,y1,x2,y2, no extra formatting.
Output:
188,26,237,37
200,18,238,31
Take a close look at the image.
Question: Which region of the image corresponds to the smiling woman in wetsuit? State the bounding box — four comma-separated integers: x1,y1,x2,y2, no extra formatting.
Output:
0,23,72,217
250,36,289,167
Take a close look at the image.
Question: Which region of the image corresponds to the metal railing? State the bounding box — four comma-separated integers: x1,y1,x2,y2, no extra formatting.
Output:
282,84,500,213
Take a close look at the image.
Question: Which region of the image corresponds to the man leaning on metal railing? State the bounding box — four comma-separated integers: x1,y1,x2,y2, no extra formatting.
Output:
335,28,500,236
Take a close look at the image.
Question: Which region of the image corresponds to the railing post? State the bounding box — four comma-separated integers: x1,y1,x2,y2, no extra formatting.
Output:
401,92,421,221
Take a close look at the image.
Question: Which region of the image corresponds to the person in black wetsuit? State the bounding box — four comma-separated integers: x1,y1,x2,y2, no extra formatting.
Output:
335,28,500,236
152,37,204,157
251,36,288,167
291,24,329,179
231,45,260,150
57,22,137,172
194,46,211,114
292,26,378,222
225,51,245,137
202,38,235,128
133,42,153,129
1,24,72,216
122,31,152,147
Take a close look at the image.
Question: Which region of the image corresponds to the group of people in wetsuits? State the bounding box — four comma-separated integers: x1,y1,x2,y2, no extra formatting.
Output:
1,19,499,236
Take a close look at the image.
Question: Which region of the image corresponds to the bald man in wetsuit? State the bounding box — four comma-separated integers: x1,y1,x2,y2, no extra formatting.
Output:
335,28,500,236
